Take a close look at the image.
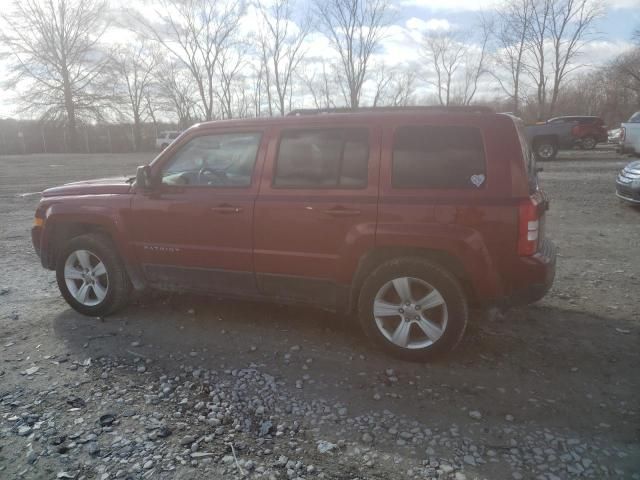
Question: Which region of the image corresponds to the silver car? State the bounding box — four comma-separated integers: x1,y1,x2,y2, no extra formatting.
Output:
616,160,640,205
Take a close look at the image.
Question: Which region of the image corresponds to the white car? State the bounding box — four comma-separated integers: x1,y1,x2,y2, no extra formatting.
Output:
155,131,180,150
620,112,640,156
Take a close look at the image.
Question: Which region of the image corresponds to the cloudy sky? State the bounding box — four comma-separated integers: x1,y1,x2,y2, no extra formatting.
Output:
0,0,639,118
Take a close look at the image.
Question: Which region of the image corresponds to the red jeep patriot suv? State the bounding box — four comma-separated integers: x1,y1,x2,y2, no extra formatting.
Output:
32,106,556,361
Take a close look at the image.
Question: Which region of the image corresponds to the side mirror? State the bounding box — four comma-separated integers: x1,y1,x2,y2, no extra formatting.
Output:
135,165,152,190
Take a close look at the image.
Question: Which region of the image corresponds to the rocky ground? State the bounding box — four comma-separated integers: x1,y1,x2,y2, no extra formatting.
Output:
0,148,639,480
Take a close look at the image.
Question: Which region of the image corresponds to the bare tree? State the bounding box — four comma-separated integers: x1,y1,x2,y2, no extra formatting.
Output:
525,0,552,120
547,0,602,117
525,0,602,119
371,66,417,107
0,0,110,151
422,32,467,106
314,0,391,108
216,47,245,119
493,0,535,114
459,14,492,105
257,0,310,116
615,47,640,108
301,60,339,109
111,42,159,151
156,60,198,129
135,0,244,121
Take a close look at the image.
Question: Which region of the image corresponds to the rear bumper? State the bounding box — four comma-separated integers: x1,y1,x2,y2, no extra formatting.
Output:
497,239,557,308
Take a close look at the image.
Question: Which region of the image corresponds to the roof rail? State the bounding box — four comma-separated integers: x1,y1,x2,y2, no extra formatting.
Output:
287,105,494,116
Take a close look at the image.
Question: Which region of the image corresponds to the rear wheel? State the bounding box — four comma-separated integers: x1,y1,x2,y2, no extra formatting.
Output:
358,258,468,361
56,233,131,316
580,135,597,150
534,140,558,161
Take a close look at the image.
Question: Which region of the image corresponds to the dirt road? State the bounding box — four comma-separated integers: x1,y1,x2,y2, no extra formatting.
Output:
0,149,638,479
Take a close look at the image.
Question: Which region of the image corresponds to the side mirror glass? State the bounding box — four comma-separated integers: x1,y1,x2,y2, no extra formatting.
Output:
136,165,152,190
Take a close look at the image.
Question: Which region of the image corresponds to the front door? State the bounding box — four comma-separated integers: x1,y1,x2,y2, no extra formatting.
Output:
253,124,380,308
128,129,266,294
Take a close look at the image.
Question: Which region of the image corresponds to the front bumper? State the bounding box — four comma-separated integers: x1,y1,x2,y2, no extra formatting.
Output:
616,185,640,204
32,226,42,257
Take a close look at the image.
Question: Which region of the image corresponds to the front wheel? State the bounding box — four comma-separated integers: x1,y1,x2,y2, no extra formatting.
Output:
358,258,468,361
56,233,131,316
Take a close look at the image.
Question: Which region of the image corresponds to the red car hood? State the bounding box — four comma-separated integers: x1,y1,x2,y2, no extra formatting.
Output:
42,176,133,197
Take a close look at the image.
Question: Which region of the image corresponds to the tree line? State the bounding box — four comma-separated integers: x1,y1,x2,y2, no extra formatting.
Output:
0,0,638,153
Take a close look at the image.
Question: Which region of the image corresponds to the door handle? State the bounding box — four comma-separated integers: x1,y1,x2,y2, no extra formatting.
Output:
322,207,361,217
211,205,243,214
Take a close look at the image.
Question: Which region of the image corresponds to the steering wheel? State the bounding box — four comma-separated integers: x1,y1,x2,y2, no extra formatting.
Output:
197,167,227,185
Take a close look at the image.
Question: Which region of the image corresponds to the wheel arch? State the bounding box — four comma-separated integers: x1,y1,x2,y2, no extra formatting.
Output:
347,246,476,314
43,218,146,290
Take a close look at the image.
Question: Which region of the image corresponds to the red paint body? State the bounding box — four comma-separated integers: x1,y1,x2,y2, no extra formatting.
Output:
32,111,556,312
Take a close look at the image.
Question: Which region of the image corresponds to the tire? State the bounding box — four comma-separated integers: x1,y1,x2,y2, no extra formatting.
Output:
580,136,597,150
56,233,131,316
534,140,558,161
357,258,468,362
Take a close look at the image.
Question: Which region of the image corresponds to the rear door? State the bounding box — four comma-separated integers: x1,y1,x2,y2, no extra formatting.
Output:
253,123,381,309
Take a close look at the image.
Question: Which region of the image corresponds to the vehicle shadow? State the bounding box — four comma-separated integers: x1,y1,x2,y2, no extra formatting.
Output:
50,294,640,440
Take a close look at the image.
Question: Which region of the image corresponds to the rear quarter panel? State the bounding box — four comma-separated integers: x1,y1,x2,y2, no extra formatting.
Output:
377,114,527,301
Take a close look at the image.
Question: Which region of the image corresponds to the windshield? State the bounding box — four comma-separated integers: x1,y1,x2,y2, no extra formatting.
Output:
628,112,640,123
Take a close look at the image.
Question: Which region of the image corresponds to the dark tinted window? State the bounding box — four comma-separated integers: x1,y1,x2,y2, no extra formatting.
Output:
274,128,368,188
628,112,640,123
392,125,486,189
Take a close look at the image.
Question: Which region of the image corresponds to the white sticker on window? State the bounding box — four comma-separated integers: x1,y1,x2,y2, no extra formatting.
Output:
470,174,485,187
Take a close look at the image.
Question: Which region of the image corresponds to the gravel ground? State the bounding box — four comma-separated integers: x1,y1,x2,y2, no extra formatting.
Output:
0,148,639,480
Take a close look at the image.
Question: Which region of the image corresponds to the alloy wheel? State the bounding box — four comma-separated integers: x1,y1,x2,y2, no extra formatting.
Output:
581,137,596,149
537,143,555,159
64,249,109,306
373,277,448,349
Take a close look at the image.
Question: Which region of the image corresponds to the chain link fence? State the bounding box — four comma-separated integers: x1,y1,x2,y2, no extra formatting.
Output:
0,120,179,155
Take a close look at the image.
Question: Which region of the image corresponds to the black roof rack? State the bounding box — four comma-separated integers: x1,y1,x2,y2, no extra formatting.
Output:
286,105,494,116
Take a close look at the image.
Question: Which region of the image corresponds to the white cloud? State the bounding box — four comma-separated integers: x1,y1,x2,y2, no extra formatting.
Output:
605,0,640,9
406,17,452,32
399,0,498,12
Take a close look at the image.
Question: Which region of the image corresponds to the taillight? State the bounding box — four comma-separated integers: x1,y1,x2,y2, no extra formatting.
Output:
621,127,626,142
518,198,540,256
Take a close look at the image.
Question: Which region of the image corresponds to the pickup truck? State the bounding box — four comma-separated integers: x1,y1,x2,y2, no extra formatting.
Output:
620,112,640,156
525,118,578,161
525,116,608,161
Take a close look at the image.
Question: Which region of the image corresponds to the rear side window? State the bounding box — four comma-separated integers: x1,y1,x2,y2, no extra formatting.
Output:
274,128,369,188
392,125,486,189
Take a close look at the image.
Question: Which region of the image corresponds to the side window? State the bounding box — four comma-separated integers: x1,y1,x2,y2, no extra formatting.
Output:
392,125,486,189
274,128,369,188
161,132,261,187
